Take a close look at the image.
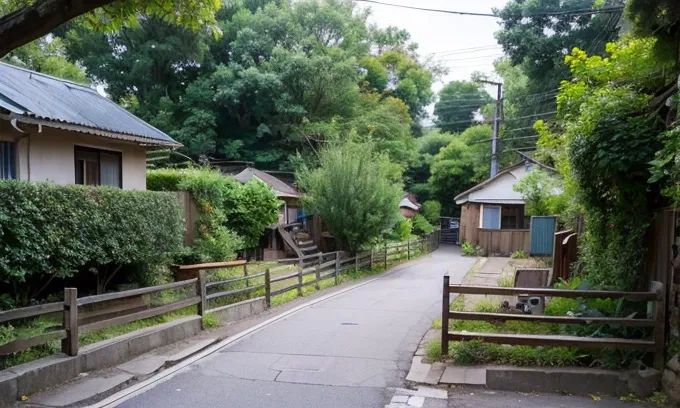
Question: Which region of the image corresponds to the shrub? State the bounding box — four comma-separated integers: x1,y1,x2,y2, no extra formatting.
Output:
512,169,564,216
296,142,402,253
392,218,412,242
147,168,279,259
411,214,434,236
461,241,482,256
421,200,441,224
0,181,184,302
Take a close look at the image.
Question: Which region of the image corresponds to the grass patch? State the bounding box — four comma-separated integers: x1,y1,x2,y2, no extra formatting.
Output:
472,299,500,313
431,318,442,330
449,340,583,366
497,273,515,288
427,339,442,360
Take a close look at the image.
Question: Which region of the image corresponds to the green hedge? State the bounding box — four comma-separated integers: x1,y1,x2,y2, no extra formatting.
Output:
147,168,280,255
0,181,184,303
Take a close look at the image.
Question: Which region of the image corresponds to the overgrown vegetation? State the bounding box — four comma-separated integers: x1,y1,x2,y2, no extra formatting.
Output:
461,241,483,257
512,169,565,217
147,167,280,261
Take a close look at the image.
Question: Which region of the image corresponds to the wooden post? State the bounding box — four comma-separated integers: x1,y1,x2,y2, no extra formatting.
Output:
407,240,411,260
314,265,321,290
355,254,358,272
265,269,271,308
243,262,249,287
384,243,388,270
297,262,303,297
62,288,78,356
651,280,666,370
441,275,450,356
198,270,207,317
334,251,340,285
370,248,374,270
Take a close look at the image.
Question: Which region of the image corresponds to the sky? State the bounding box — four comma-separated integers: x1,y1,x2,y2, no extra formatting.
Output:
358,0,511,118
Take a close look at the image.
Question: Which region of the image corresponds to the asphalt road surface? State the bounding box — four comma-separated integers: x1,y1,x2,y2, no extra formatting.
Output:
118,245,476,408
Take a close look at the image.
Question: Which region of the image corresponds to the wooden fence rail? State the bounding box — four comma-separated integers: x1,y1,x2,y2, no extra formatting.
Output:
441,277,666,369
0,233,441,359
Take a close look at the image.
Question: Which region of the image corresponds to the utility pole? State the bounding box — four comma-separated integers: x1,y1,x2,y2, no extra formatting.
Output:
477,80,503,177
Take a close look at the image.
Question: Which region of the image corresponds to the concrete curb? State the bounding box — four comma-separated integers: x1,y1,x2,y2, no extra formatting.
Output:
0,316,202,407
87,254,434,408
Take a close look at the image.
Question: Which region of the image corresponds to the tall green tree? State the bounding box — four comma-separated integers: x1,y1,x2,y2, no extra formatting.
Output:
434,81,492,134
296,141,402,253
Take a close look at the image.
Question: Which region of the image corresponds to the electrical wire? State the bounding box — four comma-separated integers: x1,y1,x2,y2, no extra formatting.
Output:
356,0,625,18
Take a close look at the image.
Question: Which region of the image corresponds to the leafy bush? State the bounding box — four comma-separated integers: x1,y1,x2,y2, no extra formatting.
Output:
511,249,528,259
512,168,564,216
0,181,184,302
296,142,402,252
421,200,441,224
147,168,279,259
392,218,412,242
411,214,434,236
461,241,483,256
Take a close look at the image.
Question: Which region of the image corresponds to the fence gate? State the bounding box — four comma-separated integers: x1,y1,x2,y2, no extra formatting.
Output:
440,218,460,244
530,216,556,256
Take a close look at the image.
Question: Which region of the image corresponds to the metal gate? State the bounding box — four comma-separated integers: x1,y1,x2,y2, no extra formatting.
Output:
530,216,557,256
440,218,460,245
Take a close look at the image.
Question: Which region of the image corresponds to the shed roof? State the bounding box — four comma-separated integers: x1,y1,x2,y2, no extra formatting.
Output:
0,62,180,147
399,197,420,211
232,167,300,198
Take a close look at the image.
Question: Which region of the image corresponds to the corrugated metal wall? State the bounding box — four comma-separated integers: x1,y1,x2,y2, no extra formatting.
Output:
530,216,556,256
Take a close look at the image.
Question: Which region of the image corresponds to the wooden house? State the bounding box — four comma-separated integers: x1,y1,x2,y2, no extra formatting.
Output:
455,159,555,256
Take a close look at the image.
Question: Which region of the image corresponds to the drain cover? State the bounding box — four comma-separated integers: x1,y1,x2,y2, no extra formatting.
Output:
341,322,358,326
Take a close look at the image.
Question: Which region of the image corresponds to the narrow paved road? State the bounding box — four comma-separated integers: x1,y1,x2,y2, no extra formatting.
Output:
119,246,476,408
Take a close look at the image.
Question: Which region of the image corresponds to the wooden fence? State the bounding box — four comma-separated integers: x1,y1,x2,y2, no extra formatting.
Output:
553,230,578,282
0,234,440,359
477,228,530,256
441,277,666,369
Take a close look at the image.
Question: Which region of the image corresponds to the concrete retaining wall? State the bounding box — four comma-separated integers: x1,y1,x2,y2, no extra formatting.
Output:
210,297,266,323
0,315,201,407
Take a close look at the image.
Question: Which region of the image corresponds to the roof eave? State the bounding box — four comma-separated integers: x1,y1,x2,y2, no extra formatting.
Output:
8,114,183,148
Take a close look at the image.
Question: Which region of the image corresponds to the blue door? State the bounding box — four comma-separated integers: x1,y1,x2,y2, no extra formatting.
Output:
530,216,556,256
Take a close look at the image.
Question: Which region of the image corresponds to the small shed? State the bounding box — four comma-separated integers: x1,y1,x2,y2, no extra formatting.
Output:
399,194,421,218
454,159,555,256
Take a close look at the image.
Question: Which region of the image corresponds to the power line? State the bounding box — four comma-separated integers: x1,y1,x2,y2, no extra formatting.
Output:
356,0,625,18
429,45,501,56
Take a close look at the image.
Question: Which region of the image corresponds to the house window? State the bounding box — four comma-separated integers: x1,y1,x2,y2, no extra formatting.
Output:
75,146,122,188
482,206,501,229
0,141,16,180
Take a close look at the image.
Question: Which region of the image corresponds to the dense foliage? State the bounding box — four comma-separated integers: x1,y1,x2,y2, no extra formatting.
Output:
55,0,436,171
538,38,672,289
147,168,280,257
296,142,402,253
428,125,493,215
434,81,492,134
420,200,441,224
0,182,184,303
411,214,434,236
512,168,565,216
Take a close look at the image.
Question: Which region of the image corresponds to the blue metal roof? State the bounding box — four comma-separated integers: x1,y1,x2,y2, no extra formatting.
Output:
0,62,181,146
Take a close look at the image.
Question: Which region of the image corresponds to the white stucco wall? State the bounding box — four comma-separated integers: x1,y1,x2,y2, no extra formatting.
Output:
0,123,147,190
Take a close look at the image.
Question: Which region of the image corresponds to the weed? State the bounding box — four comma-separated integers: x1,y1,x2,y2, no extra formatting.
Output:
431,318,442,329
511,249,529,259
497,273,515,288
473,299,500,313
426,339,442,360
202,313,220,329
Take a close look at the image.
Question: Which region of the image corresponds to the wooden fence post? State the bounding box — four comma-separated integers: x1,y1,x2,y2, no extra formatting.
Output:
370,248,374,270
355,254,358,272
651,281,666,370
384,243,388,270
314,264,321,291
441,275,450,356
297,260,304,297
62,288,79,356
265,269,271,309
243,262,249,287
198,270,207,317
334,251,340,285
407,240,411,260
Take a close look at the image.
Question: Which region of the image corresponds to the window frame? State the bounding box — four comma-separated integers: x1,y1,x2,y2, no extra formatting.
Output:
481,205,502,230
74,145,122,188
0,140,17,180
